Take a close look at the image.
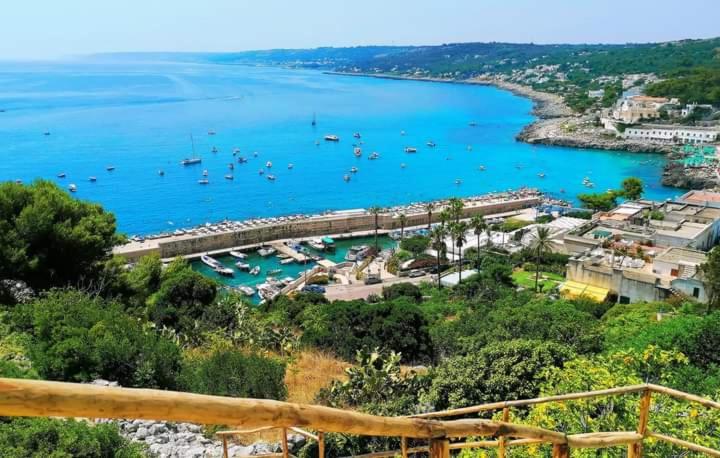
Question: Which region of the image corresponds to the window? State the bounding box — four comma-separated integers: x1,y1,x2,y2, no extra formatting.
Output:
619,296,631,304
693,287,700,298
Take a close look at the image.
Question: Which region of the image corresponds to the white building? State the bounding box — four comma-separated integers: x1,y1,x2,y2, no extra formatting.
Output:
623,124,719,144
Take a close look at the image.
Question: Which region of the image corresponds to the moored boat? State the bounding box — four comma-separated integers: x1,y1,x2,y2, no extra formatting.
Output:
350,166,358,173
237,285,255,297
368,152,380,160
201,254,221,269
266,161,273,168
88,176,97,182
353,132,361,139
198,179,209,185
229,250,247,259
427,141,436,147
257,246,276,257
280,258,295,265
235,262,251,271
181,158,202,166
106,166,115,171
267,174,276,181
215,265,234,277
343,174,351,182
404,147,417,153
57,173,66,178
324,134,340,142
224,174,234,180
68,184,77,192
249,266,261,276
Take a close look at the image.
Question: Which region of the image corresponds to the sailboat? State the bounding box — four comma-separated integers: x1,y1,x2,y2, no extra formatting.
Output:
181,134,202,166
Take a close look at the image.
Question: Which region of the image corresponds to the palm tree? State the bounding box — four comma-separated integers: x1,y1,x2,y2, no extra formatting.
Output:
485,225,493,250
430,226,447,288
448,197,464,223
439,209,450,229
423,202,435,229
470,215,486,267
398,213,407,240
452,221,468,283
369,206,382,251
531,226,553,292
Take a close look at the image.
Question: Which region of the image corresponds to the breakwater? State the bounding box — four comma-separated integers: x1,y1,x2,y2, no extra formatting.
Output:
114,190,543,262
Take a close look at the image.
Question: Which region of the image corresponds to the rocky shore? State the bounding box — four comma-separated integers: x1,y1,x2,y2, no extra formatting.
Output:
662,161,718,189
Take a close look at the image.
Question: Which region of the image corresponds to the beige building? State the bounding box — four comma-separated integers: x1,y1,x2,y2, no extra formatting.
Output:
612,96,673,123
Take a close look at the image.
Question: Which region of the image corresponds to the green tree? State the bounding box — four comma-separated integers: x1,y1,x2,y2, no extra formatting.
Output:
369,206,382,251
381,282,422,303
423,202,435,229
430,226,447,289
126,254,163,307
577,191,618,212
0,180,122,291
701,246,720,314
451,221,468,283
398,212,407,240
448,198,465,224
469,215,486,268
399,235,429,256
620,177,644,200
530,227,553,292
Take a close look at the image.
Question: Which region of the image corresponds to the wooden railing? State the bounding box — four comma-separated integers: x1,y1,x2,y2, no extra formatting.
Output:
0,378,718,457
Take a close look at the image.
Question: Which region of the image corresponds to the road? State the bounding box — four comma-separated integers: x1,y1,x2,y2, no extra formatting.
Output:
324,274,434,301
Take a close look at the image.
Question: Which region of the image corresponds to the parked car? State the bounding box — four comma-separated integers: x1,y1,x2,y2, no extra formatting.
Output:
364,275,382,285
302,285,326,294
408,269,425,278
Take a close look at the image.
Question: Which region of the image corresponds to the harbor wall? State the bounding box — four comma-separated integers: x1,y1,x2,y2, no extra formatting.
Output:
117,196,541,261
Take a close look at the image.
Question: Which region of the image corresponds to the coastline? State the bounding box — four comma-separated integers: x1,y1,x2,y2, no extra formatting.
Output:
326,71,675,155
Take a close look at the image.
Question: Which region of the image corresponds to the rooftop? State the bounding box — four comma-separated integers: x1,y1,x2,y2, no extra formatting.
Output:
655,246,707,266
681,190,720,204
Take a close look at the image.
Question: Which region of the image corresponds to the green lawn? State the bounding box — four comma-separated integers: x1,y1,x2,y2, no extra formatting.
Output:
512,270,564,291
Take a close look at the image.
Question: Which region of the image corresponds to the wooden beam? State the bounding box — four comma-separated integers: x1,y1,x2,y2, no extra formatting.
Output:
429,438,450,458
442,419,567,444
281,428,289,458
647,431,720,457
648,384,720,410
629,389,652,457
498,407,510,458
317,431,324,458
289,426,318,441
400,437,407,458
222,435,229,458
567,432,642,449
552,443,570,458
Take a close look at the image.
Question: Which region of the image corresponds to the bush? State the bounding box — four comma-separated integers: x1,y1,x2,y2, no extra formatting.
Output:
301,300,434,363
179,347,287,400
381,283,422,303
14,290,181,388
400,236,430,255
0,418,143,458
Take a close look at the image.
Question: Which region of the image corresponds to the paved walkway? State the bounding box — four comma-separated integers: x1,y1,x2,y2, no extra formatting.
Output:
324,274,433,301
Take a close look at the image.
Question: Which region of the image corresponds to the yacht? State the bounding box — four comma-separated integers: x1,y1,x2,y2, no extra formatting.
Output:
345,245,369,262
267,174,276,181
266,161,273,168
57,173,66,178
249,266,261,276
404,147,417,153
198,179,209,185
237,285,255,297
88,176,97,182
235,262,251,271
368,152,380,160
427,141,436,147
181,158,202,166
343,174,351,182
257,246,276,257
68,184,77,192
229,250,247,259
353,132,361,139
324,134,340,142
350,166,358,173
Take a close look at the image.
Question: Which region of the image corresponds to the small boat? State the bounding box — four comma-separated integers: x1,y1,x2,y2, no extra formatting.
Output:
427,141,436,147
308,239,325,250
479,165,486,171
312,112,316,126
208,130,216,136
181,158,202,166
211,146,218,153
315,140,320,146
267,174,276,181
354,147,362,157
282,276,295,286
350,166,358,173
201,254,221,269
258,169,265,175
233,147,241,154
560,189,566,194
88,176,97,182
14,179,22,184
369,152,380,160
404,147,417,153
324,135,340,142
106,166,115,171
228,163,234,170
277,253,290,259
198,179,209,185
400,163,406,169
268,268,283,276
68,184,77,192
215,266,234,277
343,174,351,182
237,285,255,297
229,250,247,259
235,262,251,271
353,132,361,139
288,163,294,169
57,173,66,178
467,145,473,151
158,170,165,176
266,161,273,168
249,266,261,276
537,173,546,178
469,121,477,127
455,179,462,185
224,174,234,180
238,157,248,163
258,246,277,257
202,169,209,177
400,130,406,136
280,258,295,265
43,131,51,136
253,151,258,157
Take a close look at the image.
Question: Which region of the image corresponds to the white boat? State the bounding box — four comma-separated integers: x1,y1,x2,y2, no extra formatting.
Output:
266,161,273,168
229,250,247,259
400,130,406,136
343,174,351,182
404,147,417,153
350,166,358,173
253,151,258,157
198,179,209,185
538,173,546,178
249,266,261,276
68,184,77,192
288,163,294,169
282,276,295,286
181,158,202,166
228,163,234,170
202,169,209,177
353,132,361,138
324,135,340,142
455,179,462,185
479,165,486,171
235,262,251,271
280,258,295,265
308,239,325,250
369,152,380,160
257,283,280,301
224,174,234,180
233,147,241,154
267,175,276,181
354,147,362,157
201,254,221,269
237,285,255,297
257,246,276,256
427,141,436,147
268,269,283,276
215,266,234,277
88,176,97,182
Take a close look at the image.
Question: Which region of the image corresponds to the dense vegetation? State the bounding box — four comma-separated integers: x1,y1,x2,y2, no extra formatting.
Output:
2,180,720,457
646,67,720,105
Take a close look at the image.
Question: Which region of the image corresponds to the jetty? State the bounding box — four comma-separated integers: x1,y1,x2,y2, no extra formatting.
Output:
114,189,545,262
271,241,310,263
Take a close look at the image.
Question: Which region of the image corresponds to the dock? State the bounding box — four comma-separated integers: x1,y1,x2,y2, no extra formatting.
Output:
271,242,310,263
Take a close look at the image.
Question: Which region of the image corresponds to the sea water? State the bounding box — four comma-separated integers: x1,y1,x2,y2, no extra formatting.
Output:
0,59,679,235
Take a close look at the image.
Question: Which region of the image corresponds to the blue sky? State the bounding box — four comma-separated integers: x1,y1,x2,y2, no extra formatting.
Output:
2,0,719,59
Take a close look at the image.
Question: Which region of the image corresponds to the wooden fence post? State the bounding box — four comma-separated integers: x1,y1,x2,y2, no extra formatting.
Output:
222,435,229,458
400,437,408,458
281,427,289,458
429,438,450,458
318,431,325,458
498,407,510,458
629,389,652,458
552,443,570,458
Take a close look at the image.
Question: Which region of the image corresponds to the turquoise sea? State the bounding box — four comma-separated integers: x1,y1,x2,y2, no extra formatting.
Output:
0,59,680,235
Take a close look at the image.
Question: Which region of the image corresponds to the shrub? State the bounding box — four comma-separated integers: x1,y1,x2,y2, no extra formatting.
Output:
179,347,287,400
0,418,143,458
381,283,422,303
301,300,434,363
400,236,430,255
13,290,181,388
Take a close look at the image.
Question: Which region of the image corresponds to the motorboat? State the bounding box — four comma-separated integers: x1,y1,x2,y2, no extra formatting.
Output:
282,276,295,286
237,285,255,297
181,158,202,166
233,147,241,154
368,152,380,160
353,132,361,138
467,145,473,151
267,174,276,181
215,265,234,277
208,130,216,136
479,165,486,171
211,146,218,153
354,147,362,157
404,147,417,153
308,239,325,250
158,170,165,176
88,176,97,182
268,268,283,276
238,157,248,163
257,246,276,256
224,174,234,180
258,169,265,175
68,184,77,192
249,266,261,276
106,166,115,171
280,258,295,265
253,151,258,157
321,236,336,251
201,254,221,269
427,141,436,147
229,250,247,259
400,163,406,168
288,163,294,169
198,179,209,185
343,174,351,182
266,161,273,168
57,173,66,178
538,172,546,178
468,121,477,127
235,262,251,271
228,163,234,170
400,130,406,136
202,169,208,177
455,179,462,185
350,166,358,173
324,134,340,142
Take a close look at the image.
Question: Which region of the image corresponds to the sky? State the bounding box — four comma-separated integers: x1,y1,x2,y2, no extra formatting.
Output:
2,0,719,59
